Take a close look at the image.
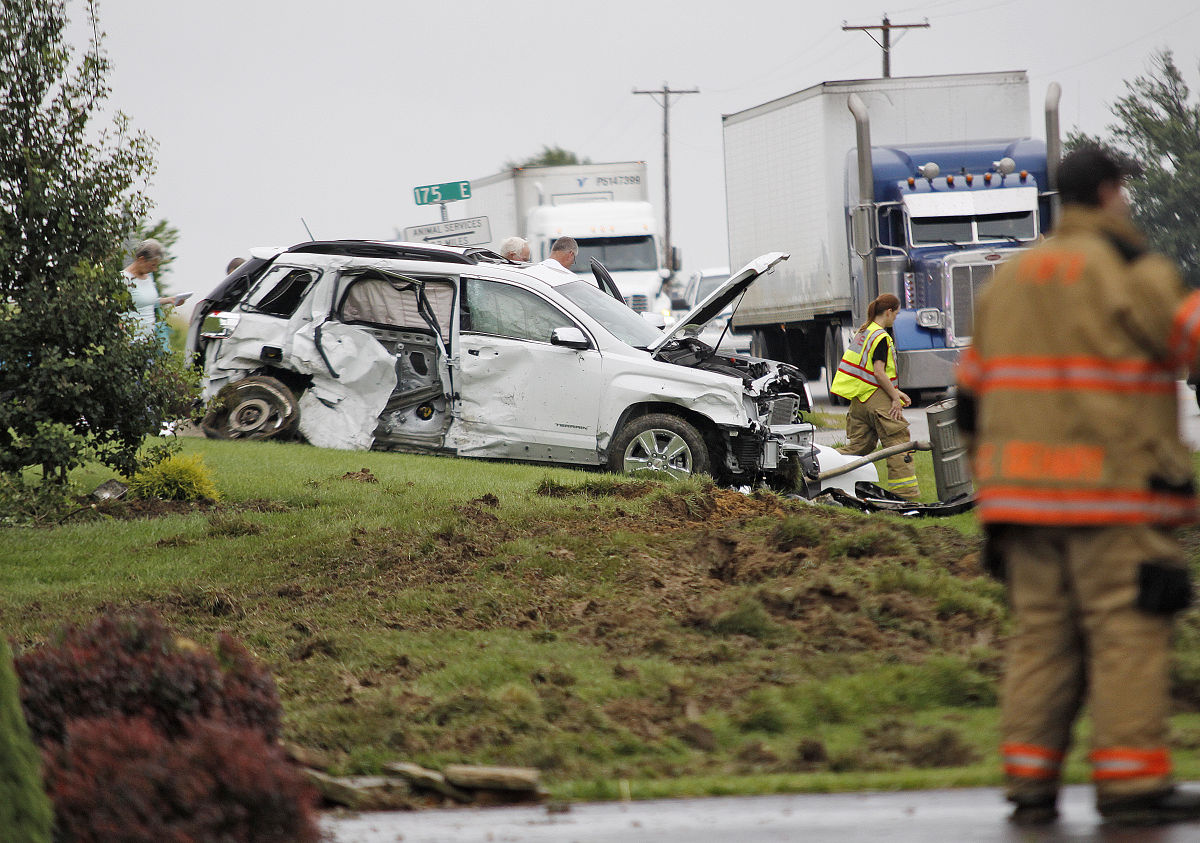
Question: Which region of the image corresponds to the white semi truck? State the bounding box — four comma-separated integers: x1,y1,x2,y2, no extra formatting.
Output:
458,162,674,316
723,71,1061,400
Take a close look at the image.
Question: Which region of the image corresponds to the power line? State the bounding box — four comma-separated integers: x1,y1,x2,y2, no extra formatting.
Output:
842,15,931,78
633,83,700,272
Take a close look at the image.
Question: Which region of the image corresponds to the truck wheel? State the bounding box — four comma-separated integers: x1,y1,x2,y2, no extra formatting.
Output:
824,326,848,407
608,414,710,480
202,376,299,440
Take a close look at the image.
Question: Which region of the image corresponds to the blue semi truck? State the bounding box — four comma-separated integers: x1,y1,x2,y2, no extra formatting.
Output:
723,71,1061,401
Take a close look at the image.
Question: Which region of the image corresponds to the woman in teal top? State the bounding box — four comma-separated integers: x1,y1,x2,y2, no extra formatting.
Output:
122,239,186,351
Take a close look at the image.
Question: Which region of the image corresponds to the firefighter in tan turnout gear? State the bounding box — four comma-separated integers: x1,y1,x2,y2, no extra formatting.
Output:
830,293,920,500
957,147,1200,826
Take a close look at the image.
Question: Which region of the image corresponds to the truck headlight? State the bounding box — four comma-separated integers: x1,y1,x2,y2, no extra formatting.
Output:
915,308,944,329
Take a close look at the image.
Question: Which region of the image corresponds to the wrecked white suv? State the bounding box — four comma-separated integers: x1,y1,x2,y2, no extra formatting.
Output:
187,241,819,490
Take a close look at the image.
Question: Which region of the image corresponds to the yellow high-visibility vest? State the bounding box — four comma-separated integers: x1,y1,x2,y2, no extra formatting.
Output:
829,321,897,401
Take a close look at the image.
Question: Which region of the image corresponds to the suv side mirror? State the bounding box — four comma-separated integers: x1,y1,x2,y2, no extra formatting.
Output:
550,326,590,350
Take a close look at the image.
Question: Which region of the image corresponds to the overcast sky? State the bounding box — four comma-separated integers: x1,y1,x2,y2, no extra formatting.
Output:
68,0,1199,299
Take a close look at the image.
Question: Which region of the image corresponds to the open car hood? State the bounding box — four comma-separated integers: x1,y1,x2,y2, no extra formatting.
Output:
649,252,788,355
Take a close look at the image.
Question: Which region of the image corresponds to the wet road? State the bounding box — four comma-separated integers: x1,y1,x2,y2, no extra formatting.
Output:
324,784,1200,842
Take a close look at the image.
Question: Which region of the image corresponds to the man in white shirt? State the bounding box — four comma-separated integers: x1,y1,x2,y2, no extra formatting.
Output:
539,236,578,274
498,236,531,262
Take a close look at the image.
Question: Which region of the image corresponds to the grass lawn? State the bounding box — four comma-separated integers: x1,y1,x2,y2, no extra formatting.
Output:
4,438,1200,799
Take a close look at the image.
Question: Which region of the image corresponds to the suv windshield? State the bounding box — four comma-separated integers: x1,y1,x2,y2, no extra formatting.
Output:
557,280,663,349
572,236,657,273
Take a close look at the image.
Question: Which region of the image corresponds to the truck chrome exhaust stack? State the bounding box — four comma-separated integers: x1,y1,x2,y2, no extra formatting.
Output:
1044,82,1063,226
848,93,878,303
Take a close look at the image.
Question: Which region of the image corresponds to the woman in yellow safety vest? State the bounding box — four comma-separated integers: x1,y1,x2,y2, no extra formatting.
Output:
829,292,920,500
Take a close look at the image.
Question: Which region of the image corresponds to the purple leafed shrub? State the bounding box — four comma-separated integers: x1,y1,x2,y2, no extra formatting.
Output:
14,611,281,745
44,716,319,843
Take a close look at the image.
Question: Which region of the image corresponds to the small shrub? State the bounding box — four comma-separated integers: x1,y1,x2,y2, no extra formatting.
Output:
44,715,319,843
0,474,75,526
127,453,219,502
15,610,282,745
0,641,52,842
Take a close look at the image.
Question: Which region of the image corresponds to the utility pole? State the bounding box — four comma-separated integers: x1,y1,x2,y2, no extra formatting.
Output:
842,15,929,78
633,82,699,273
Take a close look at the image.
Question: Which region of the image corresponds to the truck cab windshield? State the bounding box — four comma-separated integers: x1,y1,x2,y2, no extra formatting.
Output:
572,235,657,273
910,210,1036,246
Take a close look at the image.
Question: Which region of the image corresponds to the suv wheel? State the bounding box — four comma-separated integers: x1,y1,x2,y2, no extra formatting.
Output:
608,413,710,480
202,376,299,440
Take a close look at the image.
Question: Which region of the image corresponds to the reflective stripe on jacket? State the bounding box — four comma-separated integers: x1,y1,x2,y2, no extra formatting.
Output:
956,206,1198,528
830,322,896,401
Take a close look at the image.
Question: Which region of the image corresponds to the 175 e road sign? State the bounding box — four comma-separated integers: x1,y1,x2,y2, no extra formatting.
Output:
413,181,471,205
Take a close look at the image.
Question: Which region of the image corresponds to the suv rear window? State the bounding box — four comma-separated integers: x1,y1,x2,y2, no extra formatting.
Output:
243,266,318,317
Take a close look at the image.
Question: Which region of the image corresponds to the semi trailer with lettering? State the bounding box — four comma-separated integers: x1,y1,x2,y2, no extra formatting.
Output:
723,71,1060,401
459,162,675,317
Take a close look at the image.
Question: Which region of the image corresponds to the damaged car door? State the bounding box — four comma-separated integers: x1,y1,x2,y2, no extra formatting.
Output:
451,276,603,464
323,270,455,451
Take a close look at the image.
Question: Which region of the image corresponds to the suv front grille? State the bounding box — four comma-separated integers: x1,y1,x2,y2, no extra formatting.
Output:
948,263,996,345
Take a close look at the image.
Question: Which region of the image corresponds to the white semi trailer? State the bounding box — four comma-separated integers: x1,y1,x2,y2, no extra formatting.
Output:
723,71,1060,400
459,162,674,315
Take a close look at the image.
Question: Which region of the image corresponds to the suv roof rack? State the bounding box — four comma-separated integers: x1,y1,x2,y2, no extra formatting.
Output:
286,240,477,264
283,240,517,266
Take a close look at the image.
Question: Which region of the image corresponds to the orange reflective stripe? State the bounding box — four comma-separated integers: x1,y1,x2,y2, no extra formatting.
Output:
999,442,1104,483
1003,743,1064,780
970,355,1175,395
1168,291,1200,368
1019,251,1087,285
1090,747,1171,781
836,358,897,386
957,346,982,391
977,485,1197,526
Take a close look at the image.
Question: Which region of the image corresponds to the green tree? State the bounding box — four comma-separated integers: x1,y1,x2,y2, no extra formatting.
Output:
0,640,53,843
0,0,195,483
1066,51,1200,286
504,145,592,169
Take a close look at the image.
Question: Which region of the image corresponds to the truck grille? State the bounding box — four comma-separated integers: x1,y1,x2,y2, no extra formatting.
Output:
948,263,996,345
624,294,648,313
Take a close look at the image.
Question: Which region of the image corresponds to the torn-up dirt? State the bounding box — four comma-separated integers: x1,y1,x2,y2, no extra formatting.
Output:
341,468,379,483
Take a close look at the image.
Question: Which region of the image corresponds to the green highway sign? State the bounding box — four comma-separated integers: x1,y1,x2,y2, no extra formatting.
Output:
413,180,471,205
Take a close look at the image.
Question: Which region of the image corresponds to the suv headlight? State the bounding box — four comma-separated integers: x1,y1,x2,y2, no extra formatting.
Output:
915,308,944,329
200,311,241,339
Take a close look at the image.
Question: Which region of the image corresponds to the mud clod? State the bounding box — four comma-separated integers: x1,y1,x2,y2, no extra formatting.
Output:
341,468,378,483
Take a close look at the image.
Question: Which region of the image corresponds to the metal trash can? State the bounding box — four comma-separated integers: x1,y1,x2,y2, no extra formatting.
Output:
925,397,973,502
